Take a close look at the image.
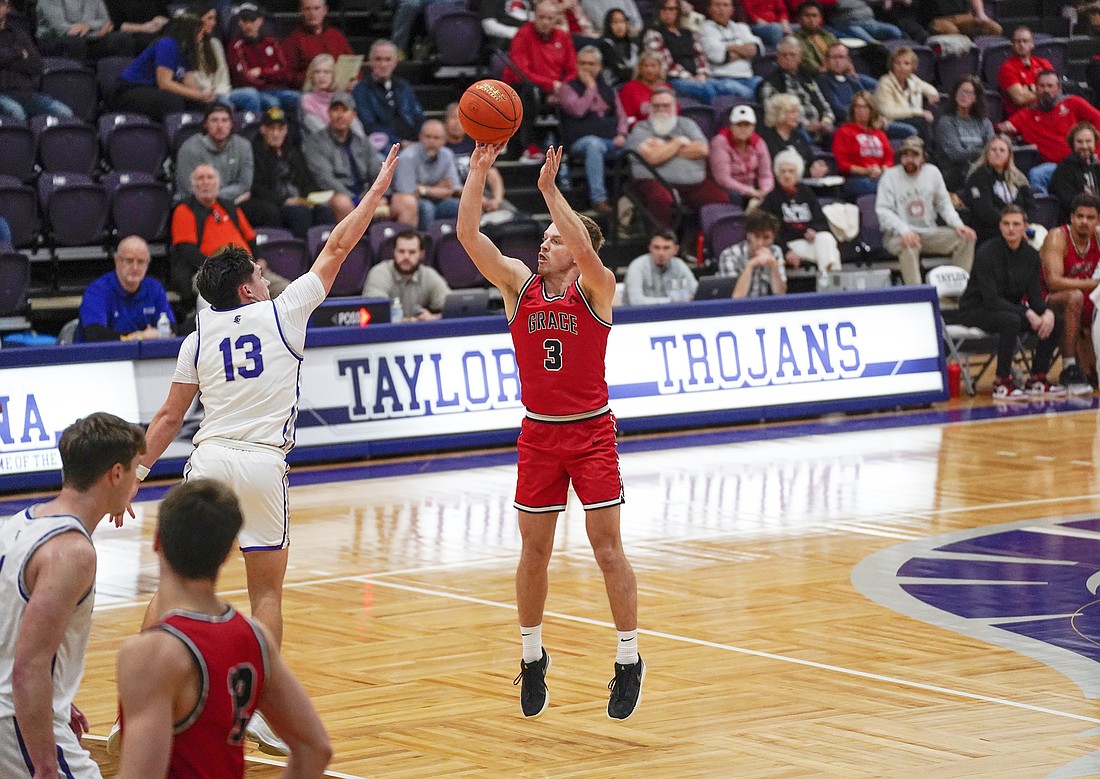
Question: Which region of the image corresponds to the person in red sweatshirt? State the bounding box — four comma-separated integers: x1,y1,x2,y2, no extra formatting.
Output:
227,4,299,112
281,0,355,89
832,90,893,197
999,69,1100,196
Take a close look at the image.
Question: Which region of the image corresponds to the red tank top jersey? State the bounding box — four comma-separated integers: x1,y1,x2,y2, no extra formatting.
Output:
508,275,612,420
158,608,269,779
1058,224,1100,280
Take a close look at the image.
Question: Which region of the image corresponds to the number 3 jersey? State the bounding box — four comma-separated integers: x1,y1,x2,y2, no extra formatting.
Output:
150,607,268,779
508,275,611,421
174,273,326,453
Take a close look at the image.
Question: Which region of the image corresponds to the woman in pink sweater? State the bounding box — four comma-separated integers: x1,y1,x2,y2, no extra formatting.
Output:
708,105,774,207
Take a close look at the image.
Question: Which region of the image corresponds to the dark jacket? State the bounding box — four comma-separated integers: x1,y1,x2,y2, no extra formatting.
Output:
0,23,41,94
1050,153,1100,221
958,236,1046,317
758,125,819,171
251,136,320,207
760,183,829,250
961,165,1035,245
351,76,424,147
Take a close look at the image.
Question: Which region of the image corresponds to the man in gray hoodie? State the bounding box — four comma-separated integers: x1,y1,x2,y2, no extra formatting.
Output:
175,103,255,207
875,136,976,285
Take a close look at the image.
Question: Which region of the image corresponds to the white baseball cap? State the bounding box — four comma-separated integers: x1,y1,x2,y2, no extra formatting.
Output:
729,105,756,125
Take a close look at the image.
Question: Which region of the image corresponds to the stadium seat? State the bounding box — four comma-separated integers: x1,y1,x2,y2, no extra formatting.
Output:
700,202,746,259
362,220,406,265
257,237,310,281
980,40,1013,91
433,228,487,289
103,171,172,242
856,193,882,248
1032,195,1061,229
31,115,98,175
0,175,39,248
233,109,262,142
482,218,543,273
165,111,205,155
0,118,35,181
39,57,97,122
0,251,30,319
306,224,371,295
98,113,169,175
426,3,484,66
37,173,109,248
95,55,134,102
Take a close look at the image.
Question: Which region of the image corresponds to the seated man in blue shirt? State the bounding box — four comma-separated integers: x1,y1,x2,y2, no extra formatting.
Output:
78,235,175,342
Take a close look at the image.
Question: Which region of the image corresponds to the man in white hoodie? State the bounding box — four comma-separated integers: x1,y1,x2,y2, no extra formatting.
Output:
875,135,976,286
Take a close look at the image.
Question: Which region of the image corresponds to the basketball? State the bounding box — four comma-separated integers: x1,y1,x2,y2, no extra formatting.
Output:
458,79,523,145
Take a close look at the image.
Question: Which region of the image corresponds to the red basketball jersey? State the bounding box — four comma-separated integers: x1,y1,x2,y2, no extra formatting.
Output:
1057,225,1100,280
158,608,269,779
508,275,611,420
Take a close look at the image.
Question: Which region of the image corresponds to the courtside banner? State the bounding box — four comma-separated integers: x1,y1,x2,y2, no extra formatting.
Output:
0,361,140,477
0,287,946,489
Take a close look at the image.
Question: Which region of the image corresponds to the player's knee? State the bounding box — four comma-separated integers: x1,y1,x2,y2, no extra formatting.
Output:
1066,289,1084,312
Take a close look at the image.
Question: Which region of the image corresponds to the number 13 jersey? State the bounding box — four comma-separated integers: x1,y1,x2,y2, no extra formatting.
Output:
174,273,327,453
508,275,611,421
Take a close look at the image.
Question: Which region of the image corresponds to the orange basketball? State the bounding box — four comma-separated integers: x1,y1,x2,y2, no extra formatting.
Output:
458,79,524,145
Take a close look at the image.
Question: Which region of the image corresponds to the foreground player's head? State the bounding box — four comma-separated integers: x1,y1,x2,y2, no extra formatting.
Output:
197,246,270,308
540,213,605,275
59,412,146,493
156,479,243,581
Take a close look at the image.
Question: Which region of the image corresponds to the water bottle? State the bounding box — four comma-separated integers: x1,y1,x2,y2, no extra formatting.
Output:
156,312,171,338
946,361,961,399
817,268,831,292
391,297,404,323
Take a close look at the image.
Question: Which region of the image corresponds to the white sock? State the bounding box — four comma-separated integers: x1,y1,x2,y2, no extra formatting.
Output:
520,624,543,663
1064,357,1077,368
616,629,638,665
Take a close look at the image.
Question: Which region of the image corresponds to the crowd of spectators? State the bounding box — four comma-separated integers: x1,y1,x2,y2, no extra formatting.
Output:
3,0,1100,395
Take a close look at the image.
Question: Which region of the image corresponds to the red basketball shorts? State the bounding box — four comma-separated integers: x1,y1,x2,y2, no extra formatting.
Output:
514,411,625,513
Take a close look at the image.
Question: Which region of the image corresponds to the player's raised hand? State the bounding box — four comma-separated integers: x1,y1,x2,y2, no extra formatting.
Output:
366,144,400,200
537,146,563,192
470,142,507,174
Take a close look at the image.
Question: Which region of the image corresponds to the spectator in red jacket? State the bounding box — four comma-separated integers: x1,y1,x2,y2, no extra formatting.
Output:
227,4,299,112
832,89,893,198
504,0,577,160
617,51,670,129
281,0,355,89
998,25,1052,116
999,70,1100,196
741,0,790,47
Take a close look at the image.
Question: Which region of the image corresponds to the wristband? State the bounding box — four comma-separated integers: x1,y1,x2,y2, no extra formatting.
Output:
136,464,150,482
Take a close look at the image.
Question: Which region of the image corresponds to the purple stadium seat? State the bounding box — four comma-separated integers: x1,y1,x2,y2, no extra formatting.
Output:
39,57,97,122
362,220,406,265
427,5,484,66
98,113,168,175
0,119,34,181
232,109,262,142
481,218,543,273
104,171,172,242
31,115,98,175
1033,195,1060,229
256,238,310,281
306,224,370,294
856,193,881,248
980,40,1014,90
306,224,335,261
37,174,109,247
1034,39,1068,75
255,226,295,243
935,49,979,94
0,251,30,317
95,55,134,100
0,175,39,248
679,103,716,138
433,229,486,289
711,95,758,125
700,202,745,259
164,111,205,155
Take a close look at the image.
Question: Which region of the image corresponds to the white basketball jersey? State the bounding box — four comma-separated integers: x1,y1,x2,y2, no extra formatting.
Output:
0,509,94,720
175,273,326,453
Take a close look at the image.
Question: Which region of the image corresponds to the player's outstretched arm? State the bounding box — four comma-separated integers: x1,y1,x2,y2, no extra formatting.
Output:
456,142,531,296
142,380,198,472
253,623,332,778
115,632,189,779
537,147,616,304
311,144,400,294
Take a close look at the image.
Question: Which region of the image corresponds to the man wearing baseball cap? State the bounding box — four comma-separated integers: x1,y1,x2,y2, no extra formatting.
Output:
228,3,300,113
250,106,335,236
302,91,384,221
708,104,773,205
875,135,976,285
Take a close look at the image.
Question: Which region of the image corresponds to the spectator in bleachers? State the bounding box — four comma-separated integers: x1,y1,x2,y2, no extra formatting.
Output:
876,135,975,285
558,45,627,215
299,53,336,133
0,0,74,120
557,0,599,39
248,106,333,238
624,86,730,229
443,102,516,221
757,36,835,144
622,227,699,304
741,0,791,47
104,0,168,52
832,89,892,197
873,45,937,143
760,147,841,271
1050,122,1100,222
36,0,135,61
699,0,763,101
190,2,265,115
934,75,993,191
793,1,838,74
643,0,722,104
708,104,773,207
715,208,787,297
998,26,1051,117
758,93,830,178
169,162,259,300
352,39,425,148
961,134,1035,245
504,0,577,160
0,215,10,248
109,12,213,121
362,229,450,320
998,70,1100,196
77,235,175,342
816,43,915,140
392,0,448,59
302,91,383,222
176,103,254,206
584,0,642,39
926,0,1001,39
826,0,901,44
617,51,670,129
956,205,1061,399
282,0,355,89
598,8,639,85
391,119,461,229
480,0,531,47
227,3,299,114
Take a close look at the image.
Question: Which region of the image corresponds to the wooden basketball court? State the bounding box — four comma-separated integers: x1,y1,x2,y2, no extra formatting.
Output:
57,398,1100,777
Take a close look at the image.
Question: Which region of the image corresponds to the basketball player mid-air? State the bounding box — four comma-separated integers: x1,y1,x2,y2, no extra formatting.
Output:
456,143,645,721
